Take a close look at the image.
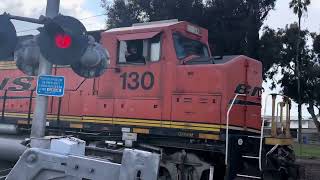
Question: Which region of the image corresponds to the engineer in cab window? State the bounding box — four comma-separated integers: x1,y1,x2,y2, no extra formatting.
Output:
125,43,145,63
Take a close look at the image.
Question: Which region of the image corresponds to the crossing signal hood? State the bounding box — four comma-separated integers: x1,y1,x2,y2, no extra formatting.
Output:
14,37,40,76
71,36,109,78
38,15,89,65
0,14,40,75
0,14,18,60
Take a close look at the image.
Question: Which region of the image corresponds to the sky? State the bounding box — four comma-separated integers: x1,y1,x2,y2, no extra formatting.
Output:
262,0,320,117
0,0,319,117
265,0,320,32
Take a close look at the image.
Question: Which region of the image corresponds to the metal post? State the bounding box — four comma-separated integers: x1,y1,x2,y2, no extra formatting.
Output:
1,90,7,120
286,99,291,138
209,166,214,180
259,94,270,171
279,102,284,135
27,90,34,125
57,97,62,133
271,94,277,137
30,0,60,148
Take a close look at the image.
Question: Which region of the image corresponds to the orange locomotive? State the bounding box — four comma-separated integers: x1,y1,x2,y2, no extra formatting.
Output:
0,20,296,180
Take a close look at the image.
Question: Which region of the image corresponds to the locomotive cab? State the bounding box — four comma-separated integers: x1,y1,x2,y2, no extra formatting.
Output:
97,20,262,136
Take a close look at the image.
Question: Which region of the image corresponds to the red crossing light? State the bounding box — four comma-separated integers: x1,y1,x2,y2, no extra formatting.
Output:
39,15,88,65
55,34,72,49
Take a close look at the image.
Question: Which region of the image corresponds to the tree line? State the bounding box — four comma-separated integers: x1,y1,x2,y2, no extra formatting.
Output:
101,0,320,133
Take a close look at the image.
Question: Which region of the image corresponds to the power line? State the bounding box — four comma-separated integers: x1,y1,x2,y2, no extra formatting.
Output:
16,13,107,33
79,13,106,20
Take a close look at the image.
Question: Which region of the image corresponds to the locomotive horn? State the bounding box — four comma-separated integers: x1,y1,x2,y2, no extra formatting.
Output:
71,36,109,78
14,36,40,76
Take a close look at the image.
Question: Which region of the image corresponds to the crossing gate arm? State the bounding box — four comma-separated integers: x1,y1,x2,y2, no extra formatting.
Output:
6,145,160,180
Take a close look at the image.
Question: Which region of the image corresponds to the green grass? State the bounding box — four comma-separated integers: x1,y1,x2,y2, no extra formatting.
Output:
293,143,320,158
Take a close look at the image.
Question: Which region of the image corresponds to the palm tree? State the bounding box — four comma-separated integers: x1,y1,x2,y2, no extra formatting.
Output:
289,0,311,144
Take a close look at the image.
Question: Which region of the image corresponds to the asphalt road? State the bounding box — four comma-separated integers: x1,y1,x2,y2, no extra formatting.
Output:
297,158,320,180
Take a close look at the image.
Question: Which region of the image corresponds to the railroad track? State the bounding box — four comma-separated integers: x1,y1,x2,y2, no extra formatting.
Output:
0,168,12,180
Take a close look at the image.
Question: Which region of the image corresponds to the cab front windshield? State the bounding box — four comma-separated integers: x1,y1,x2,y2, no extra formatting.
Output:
173,32,209,60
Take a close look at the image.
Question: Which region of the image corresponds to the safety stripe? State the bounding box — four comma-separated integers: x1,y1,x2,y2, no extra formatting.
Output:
0,62,69,70
85,119,220,132
0,67,17,70
3,112,260,133
0,62,15,64
0,63,17,69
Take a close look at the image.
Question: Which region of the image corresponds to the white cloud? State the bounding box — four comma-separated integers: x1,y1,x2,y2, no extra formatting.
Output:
59,0,106,30
0,0,46,17
0,0,93,18
311,0,320,8
60,0,92,18
264,0,320,32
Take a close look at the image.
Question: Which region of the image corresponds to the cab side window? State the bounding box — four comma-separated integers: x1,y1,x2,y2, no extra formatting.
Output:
150,35,161,62
118,34,161,64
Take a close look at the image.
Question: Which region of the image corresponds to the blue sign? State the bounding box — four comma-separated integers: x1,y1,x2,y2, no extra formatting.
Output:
36,75,65,97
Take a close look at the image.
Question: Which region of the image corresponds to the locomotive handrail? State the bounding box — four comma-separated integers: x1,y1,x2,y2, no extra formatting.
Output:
0,90,35,123
259,93,291,171
259,94,270,170
225,93,246,165
27,90,34,125
1,90,8,121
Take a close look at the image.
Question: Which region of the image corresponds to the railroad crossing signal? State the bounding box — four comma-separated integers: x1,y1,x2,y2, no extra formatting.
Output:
0,0,109,148
0,13,109,78
38,15,89,65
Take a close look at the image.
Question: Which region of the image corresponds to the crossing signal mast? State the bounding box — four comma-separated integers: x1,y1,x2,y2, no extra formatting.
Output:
0,0,109,147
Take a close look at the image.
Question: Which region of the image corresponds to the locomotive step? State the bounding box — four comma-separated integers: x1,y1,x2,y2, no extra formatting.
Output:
247,135,261,139
236,174,261,179
236,155,262,179
242,155,259,159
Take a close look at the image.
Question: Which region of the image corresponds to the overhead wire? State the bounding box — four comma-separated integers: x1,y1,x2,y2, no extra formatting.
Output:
79,13,106,21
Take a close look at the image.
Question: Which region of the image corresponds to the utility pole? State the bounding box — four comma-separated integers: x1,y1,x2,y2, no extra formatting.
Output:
296,0,302,146
30,0,60,148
